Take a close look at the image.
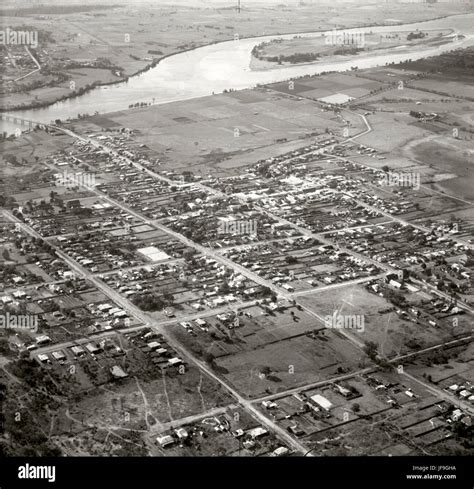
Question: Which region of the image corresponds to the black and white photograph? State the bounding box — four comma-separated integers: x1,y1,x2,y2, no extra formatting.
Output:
0,0,473,485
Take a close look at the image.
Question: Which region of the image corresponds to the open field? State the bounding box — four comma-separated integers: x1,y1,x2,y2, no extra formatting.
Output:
70,88,352,177
298,284,473,358
168,303,365,399
407,137,474,201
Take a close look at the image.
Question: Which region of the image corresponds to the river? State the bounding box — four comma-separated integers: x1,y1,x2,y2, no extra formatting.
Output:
3,12,474,134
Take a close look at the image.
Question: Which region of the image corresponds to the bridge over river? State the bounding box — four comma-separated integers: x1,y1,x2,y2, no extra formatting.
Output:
0,112,48,132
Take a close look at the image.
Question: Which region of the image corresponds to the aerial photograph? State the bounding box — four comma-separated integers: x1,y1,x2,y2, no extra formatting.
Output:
0,0,473,485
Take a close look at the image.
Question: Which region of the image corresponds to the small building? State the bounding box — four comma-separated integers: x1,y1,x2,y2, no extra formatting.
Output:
156,435,175,448
261,400,278,410
271,447,289,457
8,335,25,350
85,343,101,354
71,345,85,357
335,384,352,397
232,429,244,438
195,318,208,330
310,394,333,411
35,335,51,345
168,357,183,367
52,351,66,361
175,428,188,440
243,439,256,450
450,409,463,422
248,427,268,439
110,365,128,379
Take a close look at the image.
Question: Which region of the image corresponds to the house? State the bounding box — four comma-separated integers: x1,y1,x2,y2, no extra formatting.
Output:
450,409,463,422
167,357,183,367
243,439,256,450
85,343,101,354
110,365,128,379
195,318,208,329
97,303,113,312
232,429,244,438
156,435,175,448
9,335,25,350
248,427,268,439
51,351,66,361
164,308,175,318
175,428,188,440
271,447,289,457
335,384,352,398
288,424,305,436
71,345,85,357
261,400,278,410
35,335,51,345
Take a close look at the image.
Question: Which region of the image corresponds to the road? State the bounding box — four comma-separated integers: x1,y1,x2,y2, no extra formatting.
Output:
401,370,474,416
13,46,41,82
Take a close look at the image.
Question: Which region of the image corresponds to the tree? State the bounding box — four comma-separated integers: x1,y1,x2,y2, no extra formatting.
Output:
363,341,378,361
260,366,272,376
183,249,195,262
4,154,18,165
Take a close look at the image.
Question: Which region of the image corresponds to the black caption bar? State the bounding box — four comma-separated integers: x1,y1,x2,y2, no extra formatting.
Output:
0,456,472,487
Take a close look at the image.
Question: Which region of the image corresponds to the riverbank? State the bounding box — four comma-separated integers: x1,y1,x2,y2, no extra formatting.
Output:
2,10,472,132
250,28,454,72
3,10,468,114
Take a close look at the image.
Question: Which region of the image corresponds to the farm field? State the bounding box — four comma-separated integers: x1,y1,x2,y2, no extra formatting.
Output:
168,303,365,399
298,284,473,358
72,88,352,177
